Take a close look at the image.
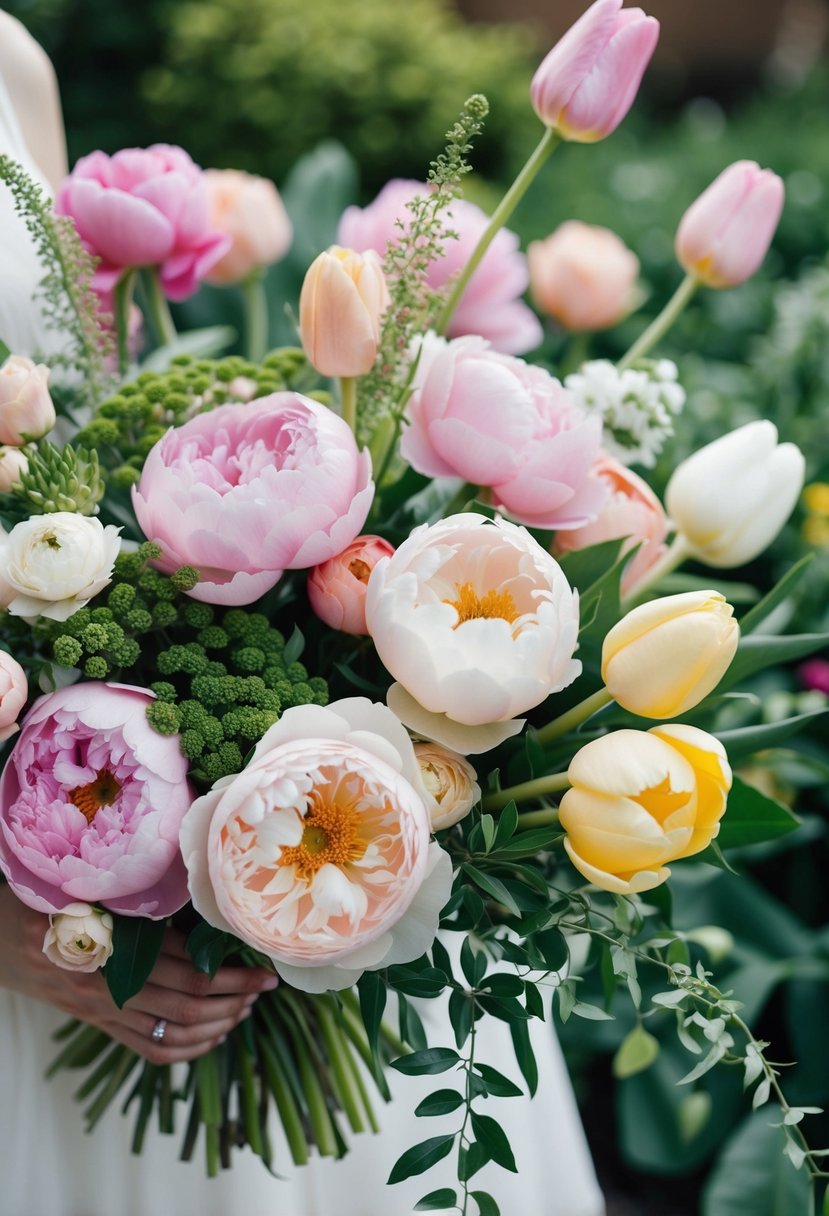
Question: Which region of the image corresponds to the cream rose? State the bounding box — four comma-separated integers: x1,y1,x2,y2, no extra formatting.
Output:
414,741,481,831
0,512,121,621
42,902,114,972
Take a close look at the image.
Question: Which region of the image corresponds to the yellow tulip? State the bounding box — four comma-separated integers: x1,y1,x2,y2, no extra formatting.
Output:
560,724,731,894
299,245,389,378
602,590,739,718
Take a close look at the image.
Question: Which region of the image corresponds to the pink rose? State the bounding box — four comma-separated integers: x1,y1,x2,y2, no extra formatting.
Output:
338,179,542,355
401,334,607,531
528,221,640,331
307,534,395,635
0,445,28,491
204,168,293,285
0,683,194,918
0,651,27,743
0,354,55,445
132,393,374,606
56,144,232,301
554,455,669,594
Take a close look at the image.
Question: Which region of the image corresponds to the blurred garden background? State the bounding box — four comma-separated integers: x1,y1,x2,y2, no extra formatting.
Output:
7,0,829,1211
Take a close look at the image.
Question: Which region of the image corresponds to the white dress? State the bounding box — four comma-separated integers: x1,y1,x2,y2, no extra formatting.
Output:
0,45,605,1216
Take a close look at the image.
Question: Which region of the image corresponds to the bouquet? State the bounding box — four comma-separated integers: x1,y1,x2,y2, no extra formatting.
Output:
1,0,826,1209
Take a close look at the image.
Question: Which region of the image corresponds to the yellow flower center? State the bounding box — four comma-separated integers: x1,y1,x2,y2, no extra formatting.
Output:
445,581,518,628
278,790,367,883
632,777,690,825
348,557,372,583
69,769,122,824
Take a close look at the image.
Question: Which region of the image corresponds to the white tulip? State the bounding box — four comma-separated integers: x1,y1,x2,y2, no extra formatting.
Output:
0,511,121,621
42,902,114,973
666,421,805,568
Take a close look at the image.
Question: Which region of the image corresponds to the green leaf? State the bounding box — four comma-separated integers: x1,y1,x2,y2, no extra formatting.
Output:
717,777,800,849
414,1189,458,1212
510,1019,538,1096
716,709,829,761
477,995,531,1024
558,538,626,595
398,994,428,1052
493,801,518,847
461,937,487,987
491,826,562,856
470,1112,518,1172
185,921,237,978
702,1110,812,1216
459,1139,491,1181
281,140,359,266
357,971,386,1060
0,338,10,362
463,864,522,916
282,624,305,666
473,1063,523,1097
139,325,235,369
480,974,525,998
415,1089,464,1117
717,631,829,694
738,556,814,634
104,916,166,1009
480,813,496,851
472,1192,501,1216
388,965,447,998
391,1047,460,1076
613,1024,661,1079
530,927,569,972
388,1134,455,1184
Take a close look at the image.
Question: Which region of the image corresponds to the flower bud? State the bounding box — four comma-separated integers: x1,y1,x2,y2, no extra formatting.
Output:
0,444,29,491
414,741,481,831
204,168,293,285
530,0,659,143
666,420,805,567
0,650,28,743
528,221,639,331
602,590,739,718
299,246,390,377
675,161,784,288
0,354,56,445
42,902,114,972
560,724,731,893
307,534,395,635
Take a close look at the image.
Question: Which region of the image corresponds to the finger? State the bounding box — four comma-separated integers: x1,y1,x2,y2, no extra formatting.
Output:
158,929,190,960
109,1023,233,1065
125,980,259,1027
148,954,278,999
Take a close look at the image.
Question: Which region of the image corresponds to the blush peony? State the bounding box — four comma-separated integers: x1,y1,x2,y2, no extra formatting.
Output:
180,698,452,992
132,393,374,606
0,683,194,917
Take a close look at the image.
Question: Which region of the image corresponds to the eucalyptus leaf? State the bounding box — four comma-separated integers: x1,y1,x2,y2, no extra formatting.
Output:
613,1024,660,1079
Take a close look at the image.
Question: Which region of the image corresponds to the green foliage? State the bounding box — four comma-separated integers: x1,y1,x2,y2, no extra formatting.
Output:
10,442,105,518
104,916,166,1009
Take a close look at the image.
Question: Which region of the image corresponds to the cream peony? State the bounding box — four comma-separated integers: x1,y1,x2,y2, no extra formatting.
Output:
0,512,121,621
414,741,481,831
42,902,114,972
180,698,452,993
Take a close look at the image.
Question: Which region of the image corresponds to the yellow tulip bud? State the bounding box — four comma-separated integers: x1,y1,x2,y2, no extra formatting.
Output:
602,590,739,718
299,245,390,378
560,724,732,894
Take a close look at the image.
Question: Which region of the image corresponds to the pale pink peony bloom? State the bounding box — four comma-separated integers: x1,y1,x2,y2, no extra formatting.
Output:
402,334,607,531
180,698,452,992
554,454,668,595
43,902,114,973
56,144,232,301
0,444,29,491
0,683,194,918
338,180,542,355
675,161,785,289
204,168,293,285
0,650,28,743
0,354,55,445
530,0,659,143
414,741,480,831
528,221,640,331
132,393,374,606
307,534,395,635
366,513,582,754
299,246,390,377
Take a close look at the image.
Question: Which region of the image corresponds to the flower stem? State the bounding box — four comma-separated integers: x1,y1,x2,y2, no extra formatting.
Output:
617,273,698,370
113,270,136,378
340,375,357,433
141,268,177,348
535,686,614,747
434,126,562,337
621,532,692,605
483,772,569,812
242,270,269,363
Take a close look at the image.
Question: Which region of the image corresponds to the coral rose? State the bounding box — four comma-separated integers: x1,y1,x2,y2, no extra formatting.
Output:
528,221,640,332
307,534,395,636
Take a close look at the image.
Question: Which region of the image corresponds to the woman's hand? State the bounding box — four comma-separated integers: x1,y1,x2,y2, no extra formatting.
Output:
0,885,278,1063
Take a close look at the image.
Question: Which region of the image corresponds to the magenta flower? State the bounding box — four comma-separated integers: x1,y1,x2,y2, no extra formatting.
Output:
132,393,375,606
338,179,542,355
56,144,231,301
0,683,194,918
402,334,607,530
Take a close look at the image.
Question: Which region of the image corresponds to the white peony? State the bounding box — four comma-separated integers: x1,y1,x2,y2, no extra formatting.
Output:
0,512,121,621
42,902,114,972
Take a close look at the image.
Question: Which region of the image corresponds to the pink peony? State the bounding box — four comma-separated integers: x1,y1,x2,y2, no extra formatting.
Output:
338,179,542,355
307,534,395,635
0,683,194,918
528,221,640,332
401,334,607,531
132,393,375,606
56,144,232,301
181,698,452,992
0,650,27,743
553,454,669,594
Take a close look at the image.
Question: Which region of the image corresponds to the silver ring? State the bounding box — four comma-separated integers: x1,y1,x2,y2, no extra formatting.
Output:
151,1018,167,1043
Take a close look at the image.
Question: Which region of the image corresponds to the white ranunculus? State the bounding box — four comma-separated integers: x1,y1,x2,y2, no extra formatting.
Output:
414,741,481,831
42,902,114,972
365,513,581,754
0,512,121,621
666,421,805,568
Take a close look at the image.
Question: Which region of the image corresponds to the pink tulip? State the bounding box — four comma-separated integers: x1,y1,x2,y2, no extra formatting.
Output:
0,354,55,445
308,534,395,635
56,144,232,301
553,455,668,594
529,221,639,331
204,168,293,285
401,334,607,531
132,393,374,606
530,0,659,142
675,161,785,288
338,180,542,355
0,683,194,918
0,651,27,743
